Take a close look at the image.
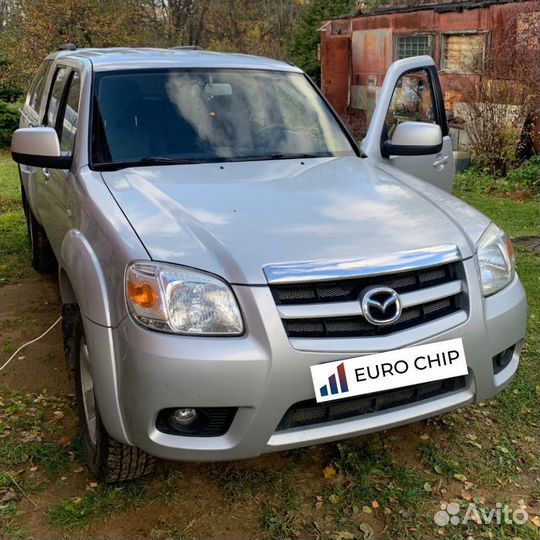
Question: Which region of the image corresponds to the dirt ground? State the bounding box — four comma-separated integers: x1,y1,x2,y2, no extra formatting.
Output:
1,272,538,540
0,276,253,539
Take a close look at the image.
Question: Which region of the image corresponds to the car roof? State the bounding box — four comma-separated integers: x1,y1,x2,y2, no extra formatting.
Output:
48,47,302,73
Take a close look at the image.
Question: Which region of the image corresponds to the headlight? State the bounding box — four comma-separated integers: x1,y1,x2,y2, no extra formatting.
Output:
126,262,243,335
476,223,515,297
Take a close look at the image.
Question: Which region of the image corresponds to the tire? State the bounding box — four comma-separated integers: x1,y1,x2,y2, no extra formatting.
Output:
70,307,155,482
27,209,56,274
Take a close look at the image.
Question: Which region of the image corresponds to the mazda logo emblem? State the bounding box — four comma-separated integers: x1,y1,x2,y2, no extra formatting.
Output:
361,286,402,326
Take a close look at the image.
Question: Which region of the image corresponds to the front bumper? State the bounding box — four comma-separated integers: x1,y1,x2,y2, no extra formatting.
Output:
94,258,527,461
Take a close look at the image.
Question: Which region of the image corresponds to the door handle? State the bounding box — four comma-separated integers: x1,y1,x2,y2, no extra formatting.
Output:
433,155,450,168
43,168,51,180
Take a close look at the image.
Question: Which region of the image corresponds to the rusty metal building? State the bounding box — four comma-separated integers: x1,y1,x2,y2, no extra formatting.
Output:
320,0,539,145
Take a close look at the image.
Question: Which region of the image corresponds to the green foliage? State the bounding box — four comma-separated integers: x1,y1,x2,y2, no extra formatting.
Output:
287,0,357,85
0,101,20,148
507,156,540,194
454,157,540,196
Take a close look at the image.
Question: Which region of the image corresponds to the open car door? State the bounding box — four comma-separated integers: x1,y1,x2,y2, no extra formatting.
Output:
361,56,455,192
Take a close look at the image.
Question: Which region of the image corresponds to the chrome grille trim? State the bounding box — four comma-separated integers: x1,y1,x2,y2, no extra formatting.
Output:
263,244,462,285
276,280,463,319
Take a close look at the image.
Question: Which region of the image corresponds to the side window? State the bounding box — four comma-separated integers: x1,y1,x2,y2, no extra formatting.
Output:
27,60,52,114
385,69,436,138
59,72,81,155
45,67,70,131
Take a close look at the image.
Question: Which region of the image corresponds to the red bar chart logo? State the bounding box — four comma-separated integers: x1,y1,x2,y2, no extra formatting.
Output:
319,362,349,397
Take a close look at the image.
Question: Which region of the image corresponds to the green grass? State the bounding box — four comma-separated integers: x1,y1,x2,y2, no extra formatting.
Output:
331,439,428,509
0,149,21,212
47,483,149,529
419,441,464,479
455,191,539,239
212,465,280,502
0,149,30,283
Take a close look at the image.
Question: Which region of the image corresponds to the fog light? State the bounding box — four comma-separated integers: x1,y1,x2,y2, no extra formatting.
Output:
493,345,515,374
170,408,197,428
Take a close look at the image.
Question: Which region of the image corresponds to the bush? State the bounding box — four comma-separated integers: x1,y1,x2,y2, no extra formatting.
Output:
507,156,540,194
0,85,23,103
455,157,539,196
0,101,20,148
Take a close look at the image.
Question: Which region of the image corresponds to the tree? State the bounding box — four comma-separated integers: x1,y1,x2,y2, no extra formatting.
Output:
204,0,301,58
0,0,160,90
287,0,357,85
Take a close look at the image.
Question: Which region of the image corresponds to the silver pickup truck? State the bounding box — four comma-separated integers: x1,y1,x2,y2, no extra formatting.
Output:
11,47,526,482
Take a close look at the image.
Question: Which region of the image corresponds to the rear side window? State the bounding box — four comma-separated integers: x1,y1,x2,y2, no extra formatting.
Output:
59,72,81,154
45,68,70,131
27,59,53,114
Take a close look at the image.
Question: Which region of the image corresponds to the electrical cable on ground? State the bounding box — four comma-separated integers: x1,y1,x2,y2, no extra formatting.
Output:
0,316,62,373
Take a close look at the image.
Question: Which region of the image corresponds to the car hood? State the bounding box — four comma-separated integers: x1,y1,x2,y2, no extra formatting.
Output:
101,156,489,285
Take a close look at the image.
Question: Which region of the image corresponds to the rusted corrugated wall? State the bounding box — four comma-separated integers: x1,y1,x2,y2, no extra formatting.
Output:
320,0,539,134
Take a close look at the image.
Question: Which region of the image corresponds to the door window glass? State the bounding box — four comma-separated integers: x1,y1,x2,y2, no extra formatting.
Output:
27,60,53,114
59,72,81,155
46,68,70,131
385,69,436,138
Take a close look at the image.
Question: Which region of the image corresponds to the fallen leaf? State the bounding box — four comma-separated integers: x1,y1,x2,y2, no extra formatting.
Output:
323,466,337,479
531,516,540,528
57,436,71,446
335,532,355,540
453,473,467,482
0,489,17,503
73,467,84,474
419,434,430,441
371,500,379,509
359,522,374,539
362,505,372,514
423,482,432,492
329,494,340,504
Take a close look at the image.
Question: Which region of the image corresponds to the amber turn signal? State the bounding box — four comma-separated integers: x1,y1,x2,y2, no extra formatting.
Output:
127,281,159,309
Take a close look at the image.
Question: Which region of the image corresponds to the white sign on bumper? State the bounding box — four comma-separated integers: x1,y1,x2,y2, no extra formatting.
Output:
310,338,467,403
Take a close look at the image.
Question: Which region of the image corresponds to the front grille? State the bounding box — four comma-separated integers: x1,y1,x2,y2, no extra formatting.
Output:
276,375,467,431
271,261,464,339
272,265,451,305
283,297,457,338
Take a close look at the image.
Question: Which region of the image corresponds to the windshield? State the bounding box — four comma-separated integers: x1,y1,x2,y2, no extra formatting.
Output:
91,69,356,168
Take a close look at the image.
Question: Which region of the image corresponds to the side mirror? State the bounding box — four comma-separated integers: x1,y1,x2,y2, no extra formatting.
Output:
11,127,72,169
381,122,443,158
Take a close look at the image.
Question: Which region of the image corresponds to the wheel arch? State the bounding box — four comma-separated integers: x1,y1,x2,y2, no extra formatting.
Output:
60,229,132,445
60,229,113,327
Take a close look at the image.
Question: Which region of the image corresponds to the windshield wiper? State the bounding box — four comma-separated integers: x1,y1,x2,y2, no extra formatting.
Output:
231,153,332,162
138,157,201,165
267,153,331,160
95,157,203,171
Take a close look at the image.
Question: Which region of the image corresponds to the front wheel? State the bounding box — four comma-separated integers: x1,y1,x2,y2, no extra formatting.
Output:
71,308,155,482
